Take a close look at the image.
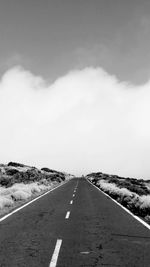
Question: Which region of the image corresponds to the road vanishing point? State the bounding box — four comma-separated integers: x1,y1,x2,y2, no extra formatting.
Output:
0,178,150,266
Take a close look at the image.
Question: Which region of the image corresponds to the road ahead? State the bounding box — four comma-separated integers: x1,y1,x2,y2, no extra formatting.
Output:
0,178,150,266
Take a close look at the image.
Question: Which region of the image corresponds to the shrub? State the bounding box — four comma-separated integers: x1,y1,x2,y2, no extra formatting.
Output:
0,196,13,209
8,162,26,168
5,168,19,176
41,167,56,173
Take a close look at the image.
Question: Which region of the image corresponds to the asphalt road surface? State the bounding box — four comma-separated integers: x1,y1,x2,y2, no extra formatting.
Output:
0,178,150,267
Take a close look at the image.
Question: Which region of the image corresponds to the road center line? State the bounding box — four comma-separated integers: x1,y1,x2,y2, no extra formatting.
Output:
49,239,62,267
70,200,73,204
0,180,69,223
65,211,70,219
73,194,75,197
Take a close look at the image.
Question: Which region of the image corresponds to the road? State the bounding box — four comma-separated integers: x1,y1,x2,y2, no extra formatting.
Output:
0,178,150,267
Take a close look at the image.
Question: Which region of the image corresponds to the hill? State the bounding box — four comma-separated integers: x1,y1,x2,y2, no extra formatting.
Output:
0,162,73,216
86,172,150,224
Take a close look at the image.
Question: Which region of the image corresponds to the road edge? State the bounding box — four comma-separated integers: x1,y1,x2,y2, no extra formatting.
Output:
0,179,71,222
86,178,150,231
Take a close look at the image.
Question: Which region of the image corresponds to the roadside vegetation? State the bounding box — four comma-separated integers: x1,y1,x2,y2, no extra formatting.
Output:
86,172,150,224
0,162,73,216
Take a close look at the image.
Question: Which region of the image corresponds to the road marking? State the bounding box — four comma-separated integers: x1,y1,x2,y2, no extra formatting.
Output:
70,200,73,204
75,181,78,188
86,178,150,231
73,194,75,197
65,211,70,219
0,180,71,222
49,239,62,267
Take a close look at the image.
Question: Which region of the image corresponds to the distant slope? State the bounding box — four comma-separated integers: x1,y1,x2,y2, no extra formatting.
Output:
0,162,74,216
86,172,150,224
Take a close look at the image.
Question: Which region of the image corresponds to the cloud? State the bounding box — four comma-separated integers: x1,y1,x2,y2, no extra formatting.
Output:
0,65,150,178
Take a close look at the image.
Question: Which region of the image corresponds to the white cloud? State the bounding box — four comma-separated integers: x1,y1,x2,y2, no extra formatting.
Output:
0,65,150,178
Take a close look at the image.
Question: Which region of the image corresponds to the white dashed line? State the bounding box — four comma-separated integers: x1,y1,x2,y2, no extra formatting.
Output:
65,211,70,219
0,181,68,223
70,200,73,204
49,239,62,267
73,194,75,197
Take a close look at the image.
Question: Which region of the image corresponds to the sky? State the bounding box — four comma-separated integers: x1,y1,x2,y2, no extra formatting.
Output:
1,0,150,84
1,0,150,178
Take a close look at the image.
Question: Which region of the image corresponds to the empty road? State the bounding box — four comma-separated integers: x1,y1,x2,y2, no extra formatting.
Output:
0,178,150,266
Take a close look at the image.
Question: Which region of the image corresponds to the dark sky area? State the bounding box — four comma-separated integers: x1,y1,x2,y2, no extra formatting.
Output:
1,0,150,177
0,0,150,84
